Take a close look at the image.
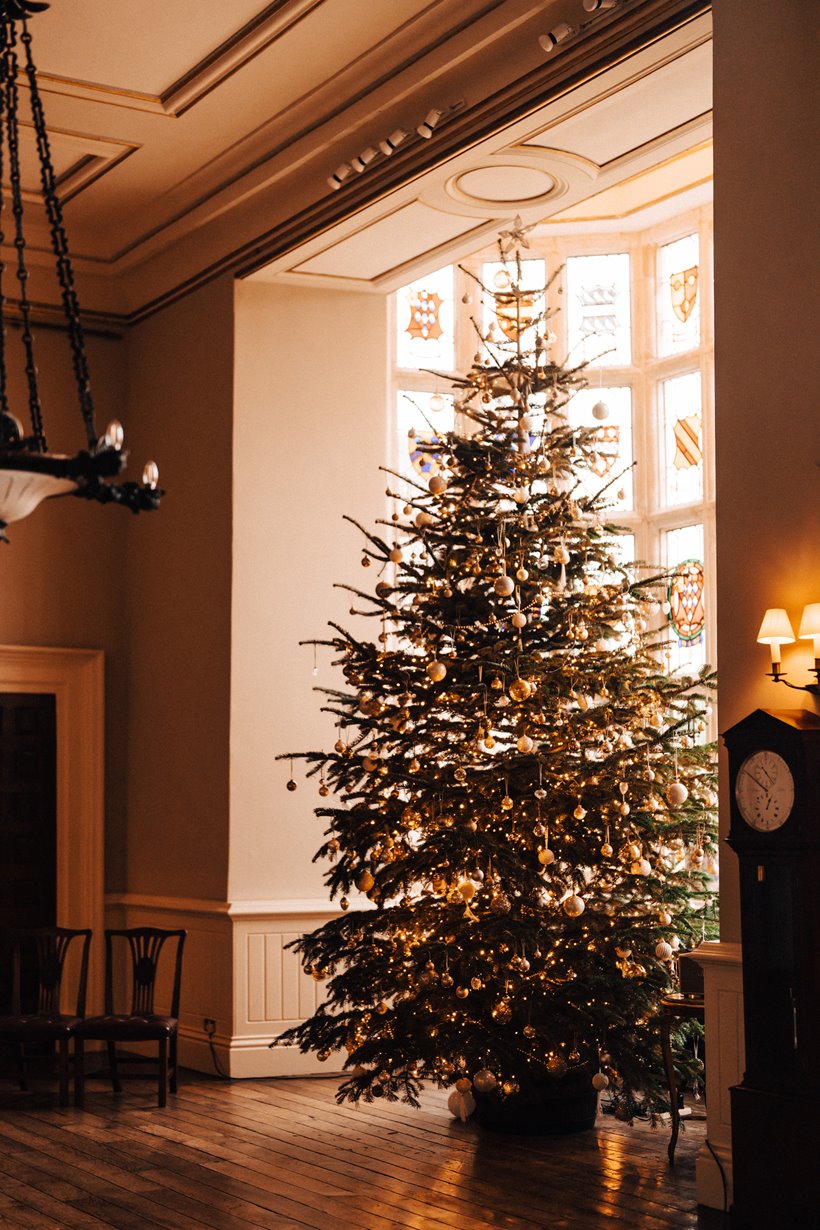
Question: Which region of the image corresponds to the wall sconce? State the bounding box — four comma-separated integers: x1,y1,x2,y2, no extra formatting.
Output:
757,604,820,695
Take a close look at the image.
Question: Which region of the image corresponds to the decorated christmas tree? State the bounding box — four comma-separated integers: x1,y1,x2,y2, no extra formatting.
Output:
279,226,717,1130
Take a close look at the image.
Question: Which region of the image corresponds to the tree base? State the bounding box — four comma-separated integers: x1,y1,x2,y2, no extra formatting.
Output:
473,1073,598,1136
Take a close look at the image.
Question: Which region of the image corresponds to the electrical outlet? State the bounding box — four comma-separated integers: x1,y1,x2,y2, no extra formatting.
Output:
203,1018,216,1035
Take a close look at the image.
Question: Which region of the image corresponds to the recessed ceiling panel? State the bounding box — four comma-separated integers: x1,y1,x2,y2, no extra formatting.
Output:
454,165,555,203
294,202,483,280
527,43,712,165
546,144,713,224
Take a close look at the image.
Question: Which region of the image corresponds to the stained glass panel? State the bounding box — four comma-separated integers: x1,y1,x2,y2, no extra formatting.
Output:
566,253,631,367
661,371,703,507
659,233,700,355
481,259,546,354
396,266,455,371
566,386,633,510
664,523,706,672
397,389,455,481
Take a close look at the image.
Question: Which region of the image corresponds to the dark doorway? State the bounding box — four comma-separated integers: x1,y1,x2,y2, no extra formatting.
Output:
0,693,57,1012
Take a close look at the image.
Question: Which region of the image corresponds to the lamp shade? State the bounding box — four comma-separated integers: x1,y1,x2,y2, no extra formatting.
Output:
757,608,796,644
798,603,820,658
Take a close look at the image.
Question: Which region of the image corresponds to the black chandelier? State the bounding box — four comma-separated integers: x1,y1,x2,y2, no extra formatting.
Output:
0,0,162,542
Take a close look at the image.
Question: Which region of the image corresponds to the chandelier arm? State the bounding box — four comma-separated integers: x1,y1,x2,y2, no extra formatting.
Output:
4,20,45,451
21,19,96,451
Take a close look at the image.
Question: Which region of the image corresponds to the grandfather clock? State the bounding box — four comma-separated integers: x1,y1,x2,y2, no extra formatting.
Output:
724,708,820,1229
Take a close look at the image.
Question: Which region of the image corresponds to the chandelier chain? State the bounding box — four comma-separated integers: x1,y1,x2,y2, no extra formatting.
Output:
21,20,96,450
4,19,45,450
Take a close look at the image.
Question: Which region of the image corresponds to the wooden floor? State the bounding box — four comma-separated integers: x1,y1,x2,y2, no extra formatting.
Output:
0,1071,726,1230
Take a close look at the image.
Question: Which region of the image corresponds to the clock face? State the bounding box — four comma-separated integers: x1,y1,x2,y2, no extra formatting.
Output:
735,749,795,831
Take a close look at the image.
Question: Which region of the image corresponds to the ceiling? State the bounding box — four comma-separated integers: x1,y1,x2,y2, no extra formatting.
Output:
15,0,712,323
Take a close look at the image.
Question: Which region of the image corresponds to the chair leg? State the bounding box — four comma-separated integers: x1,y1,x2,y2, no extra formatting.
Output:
13,1042,28,1092
74,1038,84,1108
158,1036,168,1108
107,1040,122,1092
58,1038,70,1108
169,1032,178,1094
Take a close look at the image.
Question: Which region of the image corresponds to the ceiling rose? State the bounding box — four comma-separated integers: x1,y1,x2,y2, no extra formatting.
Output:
453,165,556,204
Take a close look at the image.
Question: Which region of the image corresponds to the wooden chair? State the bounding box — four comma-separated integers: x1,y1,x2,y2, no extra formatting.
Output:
0,927,92,1107
74,927,186,1109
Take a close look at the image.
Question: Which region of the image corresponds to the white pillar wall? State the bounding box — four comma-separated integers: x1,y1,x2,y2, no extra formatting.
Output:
225,279,390,1073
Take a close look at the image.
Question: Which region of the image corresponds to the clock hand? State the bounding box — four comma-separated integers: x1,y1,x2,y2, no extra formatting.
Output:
746,772,769,793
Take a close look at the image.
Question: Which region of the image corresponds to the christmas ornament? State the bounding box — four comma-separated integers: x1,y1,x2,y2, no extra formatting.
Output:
447,1088,476,1121
429,475,447,495
355,870,374,892
591,399,610,421
563,893,585,917
655,941,674,961
511,610,527,629
509,678,531,702
286,779,298,792
389,547,403,563
493,574,515,597
592,1072,609,1090
666,781,689,807
516,734,534,753
426,661,447,682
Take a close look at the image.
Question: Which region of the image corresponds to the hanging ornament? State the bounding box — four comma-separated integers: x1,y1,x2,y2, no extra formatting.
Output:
538,847,555,866
509,678,531,702
494,574,515,597
428,474,447,495
573,803,587,820
427,660,447,682
286,757,297,791
658,909,673,926
389,546,403,563
515,566,529,582
655,940,674,961
511,610,527,629
355,870,375,892
667,781,689,807
472,1069,497,1094
563,893,585,917
592,1072,609,1090
516,733,534,753
592,399,610,421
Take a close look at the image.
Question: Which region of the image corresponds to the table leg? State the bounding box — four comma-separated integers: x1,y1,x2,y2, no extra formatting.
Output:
660,1013,680,1165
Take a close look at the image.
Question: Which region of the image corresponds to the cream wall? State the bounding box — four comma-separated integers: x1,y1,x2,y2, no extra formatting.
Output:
0,326,129,886
713,0,820,942
123,276,235,903
230,280,389,903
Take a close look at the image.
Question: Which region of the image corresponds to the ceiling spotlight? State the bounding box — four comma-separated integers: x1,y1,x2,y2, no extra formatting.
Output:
350,146,378,173
378,128,408,157
538,22,576,52
327,163,352,190
582,0,600,10
417,109,442,139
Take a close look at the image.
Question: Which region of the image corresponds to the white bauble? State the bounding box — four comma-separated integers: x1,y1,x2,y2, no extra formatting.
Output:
655,941,674,961
447,1089,476,1122
592,399,610,421
515,566,529,582
517,734,534,754
666,781,689,807
592,1072,609,1091
511,610,528,629
494,575,515,597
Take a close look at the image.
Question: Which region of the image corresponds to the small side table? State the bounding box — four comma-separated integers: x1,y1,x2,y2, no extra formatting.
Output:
659,991,705,1165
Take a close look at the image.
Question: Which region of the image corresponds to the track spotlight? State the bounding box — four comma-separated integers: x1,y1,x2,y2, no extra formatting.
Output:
378,128,408,157
327,163,352,191
538,22,576,52
350,146,378,173
416,109,442,139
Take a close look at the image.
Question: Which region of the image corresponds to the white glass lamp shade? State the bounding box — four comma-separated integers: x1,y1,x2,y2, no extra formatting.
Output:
0,469,76,530
798,602,820,659
757,608,796,665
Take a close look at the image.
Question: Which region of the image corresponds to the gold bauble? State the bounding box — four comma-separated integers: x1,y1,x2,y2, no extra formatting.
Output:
509,678,531,702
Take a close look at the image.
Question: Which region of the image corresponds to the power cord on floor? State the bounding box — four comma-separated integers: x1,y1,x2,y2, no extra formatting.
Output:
204,1019,232,1081
705,1136,731,1226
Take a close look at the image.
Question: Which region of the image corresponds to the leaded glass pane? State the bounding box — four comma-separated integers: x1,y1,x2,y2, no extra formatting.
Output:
397,389,455,481
663,523,706,672
659,233,700,356
566,385,633,511
566,253,631,367
661,371,703,507
481,259,546,355
396,266,455,371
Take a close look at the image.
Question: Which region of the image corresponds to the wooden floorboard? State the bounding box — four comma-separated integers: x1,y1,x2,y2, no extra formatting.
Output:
0,1071,725,1230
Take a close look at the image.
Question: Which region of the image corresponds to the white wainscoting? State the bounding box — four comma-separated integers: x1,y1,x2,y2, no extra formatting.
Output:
690,940,744,1213
106,894,344,1077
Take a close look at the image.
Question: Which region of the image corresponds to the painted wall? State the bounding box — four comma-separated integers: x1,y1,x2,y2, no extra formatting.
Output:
0,324,130,888
123,276,235,902
713,0,820,940
230,280,389,903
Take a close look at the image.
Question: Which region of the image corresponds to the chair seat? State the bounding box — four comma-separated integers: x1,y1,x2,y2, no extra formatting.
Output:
0,1014,81,1038
75,1014,178,1040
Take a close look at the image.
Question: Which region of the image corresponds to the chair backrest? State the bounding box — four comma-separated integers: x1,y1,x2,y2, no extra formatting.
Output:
104,928,186,1017
12,927,92,1017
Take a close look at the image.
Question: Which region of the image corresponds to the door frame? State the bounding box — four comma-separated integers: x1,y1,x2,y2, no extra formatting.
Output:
0,646,104,1012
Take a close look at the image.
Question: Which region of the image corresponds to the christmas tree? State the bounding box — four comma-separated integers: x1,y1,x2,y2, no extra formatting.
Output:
279,227,717,1128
